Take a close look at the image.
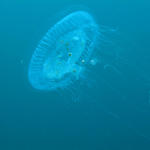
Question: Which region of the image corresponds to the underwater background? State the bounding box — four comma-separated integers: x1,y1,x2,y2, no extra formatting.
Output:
0,0,150,150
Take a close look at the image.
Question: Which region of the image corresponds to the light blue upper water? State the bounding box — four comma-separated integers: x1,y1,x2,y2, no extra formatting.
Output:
0,0,150,150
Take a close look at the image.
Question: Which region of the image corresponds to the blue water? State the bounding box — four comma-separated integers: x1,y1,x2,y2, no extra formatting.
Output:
0,0,150,150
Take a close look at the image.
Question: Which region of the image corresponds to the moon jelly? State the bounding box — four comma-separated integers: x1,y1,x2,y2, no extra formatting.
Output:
28,11,100,90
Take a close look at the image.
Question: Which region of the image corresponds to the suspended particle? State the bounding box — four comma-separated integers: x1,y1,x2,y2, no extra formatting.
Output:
90,58,98,66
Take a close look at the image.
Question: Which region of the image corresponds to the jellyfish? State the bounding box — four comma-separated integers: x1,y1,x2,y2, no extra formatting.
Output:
28,11,100,91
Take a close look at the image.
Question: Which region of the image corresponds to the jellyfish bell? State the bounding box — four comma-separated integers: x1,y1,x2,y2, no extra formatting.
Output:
28,10,100,91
